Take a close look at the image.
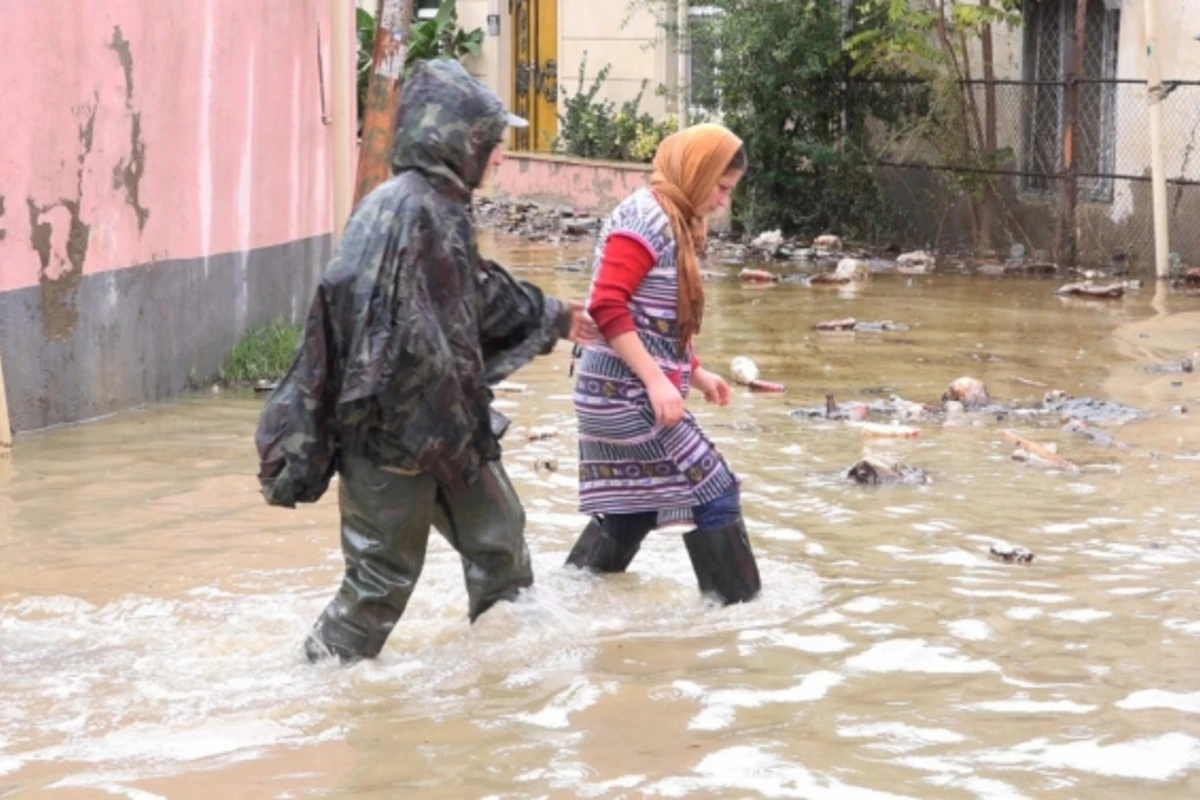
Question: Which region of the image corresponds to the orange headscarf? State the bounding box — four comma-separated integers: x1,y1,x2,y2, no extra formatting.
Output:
650,123,744,349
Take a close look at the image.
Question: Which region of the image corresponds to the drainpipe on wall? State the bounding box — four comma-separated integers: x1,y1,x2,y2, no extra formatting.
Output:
331,0,356,246
1144,0,1170,280
0,348,10,452
354,0,415,206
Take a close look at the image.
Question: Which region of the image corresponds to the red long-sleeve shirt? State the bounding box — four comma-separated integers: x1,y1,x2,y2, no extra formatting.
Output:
587,233,701,380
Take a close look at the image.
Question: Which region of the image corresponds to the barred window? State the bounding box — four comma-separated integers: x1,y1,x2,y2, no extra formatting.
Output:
688,5,723,116
1022,0,1121,202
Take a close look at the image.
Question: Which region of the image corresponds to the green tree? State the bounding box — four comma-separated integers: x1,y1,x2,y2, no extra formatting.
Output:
848,0,1023,251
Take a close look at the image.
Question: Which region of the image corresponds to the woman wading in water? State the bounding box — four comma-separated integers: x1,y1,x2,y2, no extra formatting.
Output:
565,124,761,605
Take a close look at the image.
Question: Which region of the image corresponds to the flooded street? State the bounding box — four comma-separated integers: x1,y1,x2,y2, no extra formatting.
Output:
4,241,1200,799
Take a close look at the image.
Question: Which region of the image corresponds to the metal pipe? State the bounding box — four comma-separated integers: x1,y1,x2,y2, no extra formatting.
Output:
1145,0,1171,280
0,345,10,453
330,0,356,246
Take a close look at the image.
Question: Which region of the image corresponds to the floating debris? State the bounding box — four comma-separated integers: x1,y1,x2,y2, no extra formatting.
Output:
813,233,843,253
1042,392,1148,426
942,377,992,410
739,268,777,283
845,456,931,485
814,317,857,331
494,381,528,395
1063,419,1120,448
730,356,760,385
989,543,1035,564
253,380,278,393
859,422,921,439
526,426,558,442
1003,430,1079,471
534,456,559,474
896,250,935,274
1145,358,1194,375
1055,281,1126,299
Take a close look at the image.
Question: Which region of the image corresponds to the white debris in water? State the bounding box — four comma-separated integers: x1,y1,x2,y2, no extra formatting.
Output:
846,639,1000,675
1117,689,1200,714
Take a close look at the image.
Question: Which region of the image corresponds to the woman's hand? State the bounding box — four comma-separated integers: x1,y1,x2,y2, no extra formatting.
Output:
567,301,600,345
647,375,686,427
692,367,732,407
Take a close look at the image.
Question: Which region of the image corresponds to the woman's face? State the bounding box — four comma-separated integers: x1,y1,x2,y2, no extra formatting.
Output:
697,169,744,217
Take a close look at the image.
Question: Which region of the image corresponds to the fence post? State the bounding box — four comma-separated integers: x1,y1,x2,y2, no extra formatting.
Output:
354,0,415,206
1144,0,1171,280
1056,0,1088,268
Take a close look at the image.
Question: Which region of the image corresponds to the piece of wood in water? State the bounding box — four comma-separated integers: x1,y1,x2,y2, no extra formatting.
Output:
814,317,857,331
859,422,920,439
1002,430,1078,470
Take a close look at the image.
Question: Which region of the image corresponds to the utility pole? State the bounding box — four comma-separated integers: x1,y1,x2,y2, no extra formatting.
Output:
354,0,415,206
1144,0,1171,280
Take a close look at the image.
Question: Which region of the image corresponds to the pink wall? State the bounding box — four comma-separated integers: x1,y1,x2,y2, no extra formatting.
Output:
0,0,337,294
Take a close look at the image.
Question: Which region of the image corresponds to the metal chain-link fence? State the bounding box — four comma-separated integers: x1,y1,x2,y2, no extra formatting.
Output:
856,76,1200,273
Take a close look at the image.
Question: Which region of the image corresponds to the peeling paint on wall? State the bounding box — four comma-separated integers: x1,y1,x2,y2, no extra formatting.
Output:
25,98,98,340
108,26,150,232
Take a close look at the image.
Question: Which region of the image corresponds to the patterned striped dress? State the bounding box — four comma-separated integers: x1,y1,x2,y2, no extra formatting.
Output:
574,188,737,520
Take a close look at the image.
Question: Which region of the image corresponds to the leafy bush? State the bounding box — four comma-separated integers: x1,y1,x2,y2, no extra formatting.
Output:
554,54,677,163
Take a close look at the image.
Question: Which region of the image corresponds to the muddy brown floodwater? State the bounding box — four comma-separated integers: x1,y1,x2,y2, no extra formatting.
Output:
4,236,1200,799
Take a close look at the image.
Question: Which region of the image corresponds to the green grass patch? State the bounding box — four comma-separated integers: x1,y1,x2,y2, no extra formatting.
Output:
220,317,302,386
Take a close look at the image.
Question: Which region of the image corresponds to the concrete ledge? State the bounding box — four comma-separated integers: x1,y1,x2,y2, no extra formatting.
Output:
486,152,731,230
0,235,330,433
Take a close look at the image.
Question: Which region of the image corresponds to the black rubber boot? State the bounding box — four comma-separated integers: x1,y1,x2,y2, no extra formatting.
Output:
683,518,762,605
564,517,642,573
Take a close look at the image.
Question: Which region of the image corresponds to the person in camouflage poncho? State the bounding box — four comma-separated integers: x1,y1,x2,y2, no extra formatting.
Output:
255,59,596,664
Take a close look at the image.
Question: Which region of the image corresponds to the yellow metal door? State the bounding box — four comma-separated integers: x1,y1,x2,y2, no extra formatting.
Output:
512,0,557,151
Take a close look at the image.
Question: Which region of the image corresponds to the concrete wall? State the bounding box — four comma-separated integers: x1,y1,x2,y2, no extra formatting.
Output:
0,0,338,432
487,153,651,212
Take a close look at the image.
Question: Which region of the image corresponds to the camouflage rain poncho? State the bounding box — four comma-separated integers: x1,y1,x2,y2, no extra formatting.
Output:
256,59,569,506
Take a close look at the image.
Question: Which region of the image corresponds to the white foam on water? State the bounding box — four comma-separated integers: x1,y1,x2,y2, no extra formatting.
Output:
511,678,614,729
975,733,1200,781
945,619,993,642
1117,689,1200,714
1051,609,1112,623
645,745,916,799
846,640,1000,675
685,671,844,731
843,597,897,614
837,721,966,752
739,628,853,655
965,700,1097,714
